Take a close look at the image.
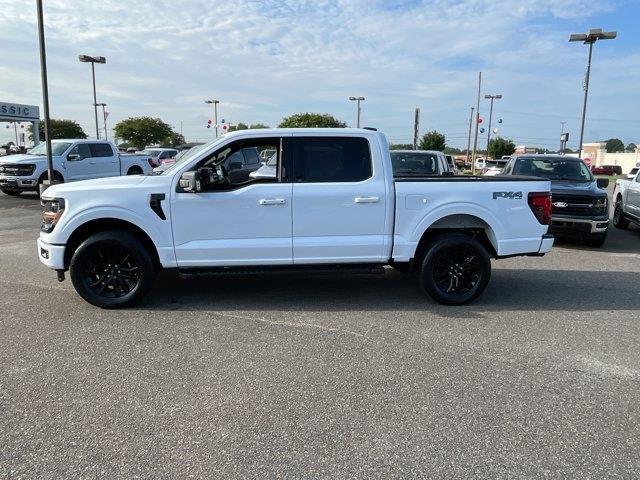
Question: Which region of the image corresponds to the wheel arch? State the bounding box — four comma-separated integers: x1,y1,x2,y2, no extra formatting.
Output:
63,218,161,269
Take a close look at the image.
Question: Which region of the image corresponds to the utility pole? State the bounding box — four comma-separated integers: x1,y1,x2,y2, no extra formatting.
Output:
484,94,502,159
465,107,474,166
79,55,106,139
471,71,482,175
569,28,617,158
95,103,107,140
413,108,420,150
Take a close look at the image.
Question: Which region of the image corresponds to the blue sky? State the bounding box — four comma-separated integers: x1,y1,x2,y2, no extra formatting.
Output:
0,0,638,150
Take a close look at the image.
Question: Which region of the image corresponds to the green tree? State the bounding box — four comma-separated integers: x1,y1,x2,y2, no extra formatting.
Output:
418,131,446,151
228,122,269,132
28,119,87,142
278,113,346,128
488,137,515,159
605,138,625,153
626,142,637,152
444,146,462,155
389,143,414,150
160,132,186,148
113,116,173,149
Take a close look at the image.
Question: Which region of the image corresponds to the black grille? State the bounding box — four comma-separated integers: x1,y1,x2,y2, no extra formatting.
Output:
552,194,605,216
0,163,36,176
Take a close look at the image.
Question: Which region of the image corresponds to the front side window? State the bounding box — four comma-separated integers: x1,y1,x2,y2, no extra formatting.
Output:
190,139,281,191
68,143,92,160
292,137,372,183
89,143,114,157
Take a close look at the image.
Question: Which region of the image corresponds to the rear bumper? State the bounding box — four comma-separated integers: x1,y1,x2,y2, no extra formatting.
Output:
550,215,609,235
37,238,65,270
538,233,554,253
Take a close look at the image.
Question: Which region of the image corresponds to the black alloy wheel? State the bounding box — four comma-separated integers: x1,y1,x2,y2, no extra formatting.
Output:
613,199,629,230
420,233,491,305
70,230,155,308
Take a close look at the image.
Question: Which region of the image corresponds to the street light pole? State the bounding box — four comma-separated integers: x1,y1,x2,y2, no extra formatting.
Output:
569,28,617,158
36,0,55,192
484,94,502,159
471,71,482,175
349,96,365,128
96,103,107,140
79,54,106,139
205,99,220,138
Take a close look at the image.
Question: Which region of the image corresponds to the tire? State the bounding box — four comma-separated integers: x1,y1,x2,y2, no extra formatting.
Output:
584,234,607,248
127,167,142,175
37,171,64,197
419,233,491,305
0,187,22,196
69,230,155,308
612,198,630,230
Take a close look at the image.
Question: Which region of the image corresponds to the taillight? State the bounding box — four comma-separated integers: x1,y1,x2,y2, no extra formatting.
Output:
528,192,552,225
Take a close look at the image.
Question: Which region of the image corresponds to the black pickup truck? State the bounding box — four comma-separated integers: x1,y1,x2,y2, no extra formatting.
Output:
501,155,610,247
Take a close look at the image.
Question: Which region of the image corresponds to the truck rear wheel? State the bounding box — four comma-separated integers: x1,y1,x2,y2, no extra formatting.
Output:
613,199,629,230
419,233,491,305
69,230,155,308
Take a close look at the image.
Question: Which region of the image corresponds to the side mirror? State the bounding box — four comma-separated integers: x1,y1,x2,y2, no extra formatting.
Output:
596,178,609,189
179,171,201,192
67,153,80,161
228,161,242,171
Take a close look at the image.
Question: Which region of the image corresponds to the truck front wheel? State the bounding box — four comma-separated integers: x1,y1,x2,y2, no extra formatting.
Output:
69,230,155,308
613,199,629,230
419,233,491,305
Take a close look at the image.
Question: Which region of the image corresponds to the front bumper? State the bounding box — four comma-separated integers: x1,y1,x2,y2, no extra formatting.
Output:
37,238,66,270
0,175,39,190
550,215,609,235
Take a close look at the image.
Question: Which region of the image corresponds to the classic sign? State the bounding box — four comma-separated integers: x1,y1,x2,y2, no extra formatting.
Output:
0,102,40,121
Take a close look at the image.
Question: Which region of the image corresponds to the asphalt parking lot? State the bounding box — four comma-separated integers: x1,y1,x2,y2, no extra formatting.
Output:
1,189,640,479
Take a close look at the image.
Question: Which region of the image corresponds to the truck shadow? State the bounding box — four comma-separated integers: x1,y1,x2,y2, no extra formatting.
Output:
553,223,640,255
145,267,640,314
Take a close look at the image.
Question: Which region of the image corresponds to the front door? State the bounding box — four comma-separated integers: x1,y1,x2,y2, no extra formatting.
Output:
65,143,94,181
289,135,388,264
171,137,293,266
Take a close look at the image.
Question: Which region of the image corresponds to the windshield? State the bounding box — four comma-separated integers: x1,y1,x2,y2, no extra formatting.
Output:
138,149,161,157
29,142,72,156
513,157,593,181
390,151,439,176
161,144,209,175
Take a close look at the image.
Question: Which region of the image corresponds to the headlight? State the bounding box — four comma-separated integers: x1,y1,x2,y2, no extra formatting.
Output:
41,198,65,233
593,197,607,212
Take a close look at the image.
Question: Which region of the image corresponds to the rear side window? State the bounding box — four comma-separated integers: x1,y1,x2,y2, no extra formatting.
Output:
89,143,114,157
292,137,372,183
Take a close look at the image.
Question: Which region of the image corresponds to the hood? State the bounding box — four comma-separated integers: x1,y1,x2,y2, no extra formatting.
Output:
0,154,50,164
550,179,604,197
43,174,151,197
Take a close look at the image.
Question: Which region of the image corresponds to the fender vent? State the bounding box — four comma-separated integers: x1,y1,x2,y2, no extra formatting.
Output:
150,193,166,220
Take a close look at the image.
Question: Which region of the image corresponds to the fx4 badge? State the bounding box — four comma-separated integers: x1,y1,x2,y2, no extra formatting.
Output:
493,191,523,200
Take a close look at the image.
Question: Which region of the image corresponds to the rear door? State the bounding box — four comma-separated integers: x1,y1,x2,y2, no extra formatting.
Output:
289,135,388,264
628,172,640,217
88,143,119,178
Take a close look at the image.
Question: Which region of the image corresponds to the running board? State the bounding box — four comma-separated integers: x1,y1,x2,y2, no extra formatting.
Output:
178,263,386,279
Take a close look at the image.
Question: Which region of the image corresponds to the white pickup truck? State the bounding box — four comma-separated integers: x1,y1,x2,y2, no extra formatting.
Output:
0,139,152,196
612,168,640,230
37,128,554,308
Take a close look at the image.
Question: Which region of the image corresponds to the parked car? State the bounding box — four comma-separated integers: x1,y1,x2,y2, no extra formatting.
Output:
591,165,622,176
626,167,639,180
137,148,178,168
37,128,553,308
474,157,487,170
0,139,153,196
390,150,452,176
612,169,640,230
501,154,609,247
444,154,459,174
482,159,509,176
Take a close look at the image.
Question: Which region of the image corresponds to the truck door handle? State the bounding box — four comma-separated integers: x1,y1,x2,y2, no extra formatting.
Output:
259,198,286,205
354,196,380,203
